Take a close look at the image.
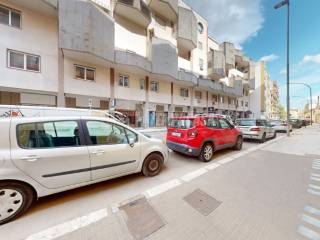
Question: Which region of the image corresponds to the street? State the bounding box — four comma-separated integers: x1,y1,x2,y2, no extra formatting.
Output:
1,126,320,239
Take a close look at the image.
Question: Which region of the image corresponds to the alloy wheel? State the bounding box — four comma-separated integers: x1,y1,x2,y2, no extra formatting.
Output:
204,145,213,160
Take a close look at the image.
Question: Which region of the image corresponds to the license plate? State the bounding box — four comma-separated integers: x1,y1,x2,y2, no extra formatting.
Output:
172,132,181,137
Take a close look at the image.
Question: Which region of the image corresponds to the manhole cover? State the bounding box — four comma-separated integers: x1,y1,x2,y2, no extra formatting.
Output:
119,196,165,240
184,189,221,216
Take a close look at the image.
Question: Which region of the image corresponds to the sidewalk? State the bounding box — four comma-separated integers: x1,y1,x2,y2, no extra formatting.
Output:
29,126,320,240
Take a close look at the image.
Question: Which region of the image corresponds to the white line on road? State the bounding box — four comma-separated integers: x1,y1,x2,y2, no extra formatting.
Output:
312,173,320,178
25,209,108,240
309,184,320,191
218,157,235,164
305,206,320,217
308,189,320,197
302,214,320,229
205,162,221,170
311,177,320,182
180,168,208,182
144,179,182,198
313,166,320,170
297,225,320,240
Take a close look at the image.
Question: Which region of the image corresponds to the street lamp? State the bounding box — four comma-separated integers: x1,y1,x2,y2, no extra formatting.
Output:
274,0,290,136
290,82,313,125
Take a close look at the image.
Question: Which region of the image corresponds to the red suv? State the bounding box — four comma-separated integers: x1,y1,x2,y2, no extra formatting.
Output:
166,115,243,162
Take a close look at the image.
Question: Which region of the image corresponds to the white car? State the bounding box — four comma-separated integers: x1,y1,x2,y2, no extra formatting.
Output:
269,120,292,133
0,116,168,224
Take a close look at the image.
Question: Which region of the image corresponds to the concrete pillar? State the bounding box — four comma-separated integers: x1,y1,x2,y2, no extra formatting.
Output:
144,76,150,128
168,82,174,119
206,91,209,114
57,49,65,107
188,87,194,116
109,68,115,110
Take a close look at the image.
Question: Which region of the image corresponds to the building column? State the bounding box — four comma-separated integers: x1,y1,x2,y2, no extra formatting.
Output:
206,91,209,114
109,68,115,110
57,49,65,107
188,87,194,116
143,76,150,128
168,82,174,119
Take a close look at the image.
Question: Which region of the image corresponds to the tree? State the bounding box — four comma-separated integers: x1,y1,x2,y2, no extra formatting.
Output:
279,104,286,120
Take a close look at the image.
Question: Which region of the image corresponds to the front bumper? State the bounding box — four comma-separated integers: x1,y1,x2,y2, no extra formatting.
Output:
166,141,200,157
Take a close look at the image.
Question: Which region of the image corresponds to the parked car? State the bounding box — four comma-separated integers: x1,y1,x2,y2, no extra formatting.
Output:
235,118,276,142
166,115,243,162
269,120,292,133
0,116,168,224
290,119,303,129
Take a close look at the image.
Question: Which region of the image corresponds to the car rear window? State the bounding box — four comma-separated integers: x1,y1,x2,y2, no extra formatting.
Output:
168,119,194,129
236,119,255,126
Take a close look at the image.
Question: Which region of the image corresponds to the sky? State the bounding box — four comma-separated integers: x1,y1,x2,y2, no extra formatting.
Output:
184,0,320,109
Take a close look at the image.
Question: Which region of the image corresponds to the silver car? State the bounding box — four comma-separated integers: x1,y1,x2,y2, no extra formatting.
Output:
235,118,276,142
0,116,168,224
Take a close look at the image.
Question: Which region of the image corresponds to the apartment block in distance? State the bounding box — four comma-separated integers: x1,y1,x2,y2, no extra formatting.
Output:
0,0,256,127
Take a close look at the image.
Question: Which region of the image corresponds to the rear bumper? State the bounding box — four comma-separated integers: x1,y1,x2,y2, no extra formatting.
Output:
243,134,261,140
166,141,200,157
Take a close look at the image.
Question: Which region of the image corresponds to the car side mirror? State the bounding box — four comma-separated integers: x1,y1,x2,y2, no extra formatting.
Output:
128,138,135,147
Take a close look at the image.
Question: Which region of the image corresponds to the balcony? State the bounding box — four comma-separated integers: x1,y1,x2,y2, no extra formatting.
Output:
208,50,226,80
115,49,152,73
197,79,224,93
147,0,178,22
11,0,57,16
177,6,197,56
151,37,178,80
115,0,151,28
220,42,236,68
59,0,114,63
178,69,198,86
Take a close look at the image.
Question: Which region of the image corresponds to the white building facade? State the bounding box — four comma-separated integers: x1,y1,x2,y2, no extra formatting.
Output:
0,0,256,127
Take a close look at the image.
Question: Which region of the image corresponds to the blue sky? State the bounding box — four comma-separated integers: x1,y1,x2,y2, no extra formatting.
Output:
185,0,320,109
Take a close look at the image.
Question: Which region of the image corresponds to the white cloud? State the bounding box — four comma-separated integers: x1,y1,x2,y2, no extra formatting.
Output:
259,54,279,62
184,0,264,47
301,54,320,64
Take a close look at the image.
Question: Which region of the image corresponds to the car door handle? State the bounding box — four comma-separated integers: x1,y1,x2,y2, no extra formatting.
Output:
91,150,105,156
21,156,40,162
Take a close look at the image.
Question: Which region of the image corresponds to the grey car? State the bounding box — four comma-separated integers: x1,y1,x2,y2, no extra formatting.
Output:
235,118,276,142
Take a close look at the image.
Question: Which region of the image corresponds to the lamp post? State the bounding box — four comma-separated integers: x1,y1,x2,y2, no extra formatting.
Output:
290,83,313,125
274,0,290,136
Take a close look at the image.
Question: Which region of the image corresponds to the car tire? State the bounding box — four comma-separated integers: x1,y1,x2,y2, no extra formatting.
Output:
272,132,277,139
0,181,35,225
233,136,243,151
142,153,164,177
199,143,214,162
260,133,266,143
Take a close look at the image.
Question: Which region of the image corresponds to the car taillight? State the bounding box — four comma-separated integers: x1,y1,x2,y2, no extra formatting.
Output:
250,127,261,132
188,130,198,138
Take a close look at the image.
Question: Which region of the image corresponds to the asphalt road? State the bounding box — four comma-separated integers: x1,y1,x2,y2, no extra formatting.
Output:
0,131,270,240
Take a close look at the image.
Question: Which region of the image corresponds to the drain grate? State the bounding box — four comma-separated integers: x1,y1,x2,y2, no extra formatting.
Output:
184,189,222,216
119,196,165,240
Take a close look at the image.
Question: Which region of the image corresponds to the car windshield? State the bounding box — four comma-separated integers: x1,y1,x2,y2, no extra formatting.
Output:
168,119,194,129
236,119,256,126
270,121,281,125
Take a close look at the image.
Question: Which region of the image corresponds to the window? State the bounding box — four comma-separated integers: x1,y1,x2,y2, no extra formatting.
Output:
212,95,217,102
125,129,138,143
195,91,202,100
245,102,248,107
119,75,129,87
204,118,219,128
219,119,231,129
199,58,204,71
168,119,194,129
198,22,204,34
198,41,203,50
17,121,81,149
241,101,244,107
75,65,95,81
86,121,128,145
140,79,145,90
220,96,224,104
8,50,40,72
0,5,21,28
150,81,159,92
180,88,189,98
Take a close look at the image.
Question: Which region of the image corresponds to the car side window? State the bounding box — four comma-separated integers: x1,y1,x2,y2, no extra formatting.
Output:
256,120,264,126
86,121,128,145
218,119,231,129
205,118,219,128
125,129,138,143
17,121,80,148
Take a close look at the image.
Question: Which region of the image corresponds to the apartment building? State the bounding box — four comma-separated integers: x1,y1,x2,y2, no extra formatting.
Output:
0,0,256,127
269,80,280,119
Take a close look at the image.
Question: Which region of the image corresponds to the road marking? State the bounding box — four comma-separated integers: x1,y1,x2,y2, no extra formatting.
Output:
231,152,248,159
297,225,320,240
302,214,320,229
219,157,235,164
313,166,320,170
312,173,320,178
308,189,320,197
25,209,108,240
311,177,320,182
145,179,182,198
310,184,320,191
205,163,221,170
180,168,208,182
305,206,320,216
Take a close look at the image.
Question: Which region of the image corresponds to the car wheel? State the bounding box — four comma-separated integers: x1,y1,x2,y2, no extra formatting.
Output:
0,182,35,225
233,136,243,151
199,143,214,162
142,153,164,177
272,132,277,139
260,133,266,143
